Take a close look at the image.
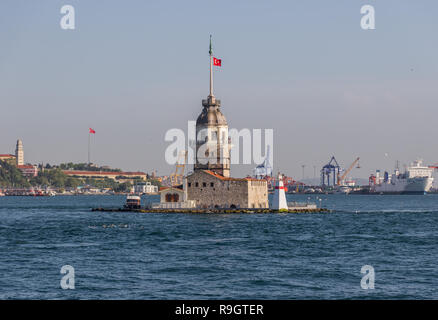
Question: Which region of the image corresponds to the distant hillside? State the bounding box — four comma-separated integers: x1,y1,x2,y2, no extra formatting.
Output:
55,163,122,172
0,160,153,192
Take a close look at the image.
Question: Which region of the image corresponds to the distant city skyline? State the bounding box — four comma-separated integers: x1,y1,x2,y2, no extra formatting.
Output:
1,0,438,179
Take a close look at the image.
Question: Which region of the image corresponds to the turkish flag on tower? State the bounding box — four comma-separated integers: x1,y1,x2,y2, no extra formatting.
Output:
89,128,96,134
213,57,221,66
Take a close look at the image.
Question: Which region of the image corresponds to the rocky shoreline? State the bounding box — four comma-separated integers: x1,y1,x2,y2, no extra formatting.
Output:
91,207,330,214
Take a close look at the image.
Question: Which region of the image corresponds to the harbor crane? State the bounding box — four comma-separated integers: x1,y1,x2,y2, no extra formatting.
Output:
253,145,273,178
169,150,187,186
337,157,360,186
321,156,341,187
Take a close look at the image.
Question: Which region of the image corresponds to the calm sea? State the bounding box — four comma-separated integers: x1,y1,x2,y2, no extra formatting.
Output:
0,194,437,299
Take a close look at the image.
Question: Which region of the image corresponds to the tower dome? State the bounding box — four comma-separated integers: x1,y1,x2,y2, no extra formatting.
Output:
196,100,227,126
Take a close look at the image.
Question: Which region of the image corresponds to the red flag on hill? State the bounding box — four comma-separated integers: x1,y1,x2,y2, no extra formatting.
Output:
89,128,96,134
213,57,221,66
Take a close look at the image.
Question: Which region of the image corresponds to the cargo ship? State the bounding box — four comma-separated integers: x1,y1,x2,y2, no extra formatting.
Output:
369,160,433,194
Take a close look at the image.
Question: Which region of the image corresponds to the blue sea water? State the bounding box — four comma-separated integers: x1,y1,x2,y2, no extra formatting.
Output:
0,194,437,299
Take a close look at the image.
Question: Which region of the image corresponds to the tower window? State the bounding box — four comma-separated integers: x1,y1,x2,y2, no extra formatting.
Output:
203,182,207,187
188,183,191,187
197,129,208,142
195,182,199,187
210,182,214,187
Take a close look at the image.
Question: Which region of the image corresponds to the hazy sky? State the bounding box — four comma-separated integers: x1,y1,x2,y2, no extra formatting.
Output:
1,0,437,179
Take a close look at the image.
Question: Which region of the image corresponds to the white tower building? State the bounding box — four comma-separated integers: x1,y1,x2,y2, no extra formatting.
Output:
272,173,288,210
15,139,24,166
194,36,231,177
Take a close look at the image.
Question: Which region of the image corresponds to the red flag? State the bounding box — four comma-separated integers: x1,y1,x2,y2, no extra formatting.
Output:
213,57,221,66
89,128,96,134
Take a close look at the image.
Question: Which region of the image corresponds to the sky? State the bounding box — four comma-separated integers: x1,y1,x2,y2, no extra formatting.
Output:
1,0,437,179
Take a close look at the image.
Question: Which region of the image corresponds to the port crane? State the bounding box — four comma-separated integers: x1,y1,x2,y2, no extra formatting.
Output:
169,150,187,186
321,156,341,187
337,157,360,186
253,145,273,179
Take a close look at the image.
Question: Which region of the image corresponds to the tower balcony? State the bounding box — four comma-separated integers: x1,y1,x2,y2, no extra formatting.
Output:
202,98,221,107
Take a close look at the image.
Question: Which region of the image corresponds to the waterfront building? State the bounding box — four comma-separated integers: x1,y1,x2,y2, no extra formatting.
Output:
185,38,268,209
133,181,158,194
17,165,38,178
155,179,196,209
159,186,184,204
15,139,24,166
0,154,17,166
187,170,268,208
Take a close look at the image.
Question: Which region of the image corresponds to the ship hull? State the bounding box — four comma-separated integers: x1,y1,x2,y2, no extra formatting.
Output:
375,191,427,195
374,177,433,195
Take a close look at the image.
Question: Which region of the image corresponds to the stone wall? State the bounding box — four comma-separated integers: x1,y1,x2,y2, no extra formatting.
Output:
186,170,268,209
247,180,269,208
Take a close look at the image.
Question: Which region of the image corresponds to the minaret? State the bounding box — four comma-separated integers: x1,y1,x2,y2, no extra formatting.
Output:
15,139,24,166
194,36,231,177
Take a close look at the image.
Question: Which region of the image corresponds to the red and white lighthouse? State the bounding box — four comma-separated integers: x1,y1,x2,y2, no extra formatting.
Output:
272,173,288,210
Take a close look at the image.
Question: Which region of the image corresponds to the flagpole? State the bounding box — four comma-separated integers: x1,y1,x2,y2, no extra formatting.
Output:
209,35,214,98
88,132,90,165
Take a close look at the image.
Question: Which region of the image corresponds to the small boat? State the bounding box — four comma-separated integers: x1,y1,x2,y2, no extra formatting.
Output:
336,185,351,194
124,194,141,209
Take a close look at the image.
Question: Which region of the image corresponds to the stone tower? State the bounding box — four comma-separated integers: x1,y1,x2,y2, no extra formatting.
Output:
15,139,24,166
194,36,231,177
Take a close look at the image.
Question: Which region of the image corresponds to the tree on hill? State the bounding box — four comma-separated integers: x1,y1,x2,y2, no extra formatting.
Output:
114,182,131,193
30,168,70,188
0,160,140,191
58,163,122,172
0,160,31,188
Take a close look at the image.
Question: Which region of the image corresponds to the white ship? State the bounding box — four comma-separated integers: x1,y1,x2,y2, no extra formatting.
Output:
371,160,433,194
